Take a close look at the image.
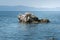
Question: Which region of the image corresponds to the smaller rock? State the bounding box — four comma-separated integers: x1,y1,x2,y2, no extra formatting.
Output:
40,19,50,23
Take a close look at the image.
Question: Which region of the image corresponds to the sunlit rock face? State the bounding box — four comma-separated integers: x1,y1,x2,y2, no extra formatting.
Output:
18,12,50,23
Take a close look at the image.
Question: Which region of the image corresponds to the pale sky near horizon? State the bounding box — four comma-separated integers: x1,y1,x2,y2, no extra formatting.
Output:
0,0,60,8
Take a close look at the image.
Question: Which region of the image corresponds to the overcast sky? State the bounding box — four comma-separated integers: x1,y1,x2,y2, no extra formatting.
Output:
0,0,60,8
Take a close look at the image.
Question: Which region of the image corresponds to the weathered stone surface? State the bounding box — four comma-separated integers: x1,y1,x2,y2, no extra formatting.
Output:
39,19,50,23
18,12,50,23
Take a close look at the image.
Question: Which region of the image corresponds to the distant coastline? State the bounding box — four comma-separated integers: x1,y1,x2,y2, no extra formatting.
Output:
0,6,60,11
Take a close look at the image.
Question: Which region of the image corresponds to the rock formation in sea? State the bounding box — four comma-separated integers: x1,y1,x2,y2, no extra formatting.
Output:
18,12,50,23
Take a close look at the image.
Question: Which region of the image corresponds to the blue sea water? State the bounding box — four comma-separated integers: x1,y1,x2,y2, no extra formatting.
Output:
0,11,60,40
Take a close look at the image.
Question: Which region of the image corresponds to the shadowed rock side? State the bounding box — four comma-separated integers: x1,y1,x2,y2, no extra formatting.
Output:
18,12,50,24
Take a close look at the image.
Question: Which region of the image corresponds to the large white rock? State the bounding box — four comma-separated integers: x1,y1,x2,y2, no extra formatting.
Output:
18,12,38,22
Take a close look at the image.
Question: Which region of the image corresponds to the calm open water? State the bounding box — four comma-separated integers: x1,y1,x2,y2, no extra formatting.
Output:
0,11,60,40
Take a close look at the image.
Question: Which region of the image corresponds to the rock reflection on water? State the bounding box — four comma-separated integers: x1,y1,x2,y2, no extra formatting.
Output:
16,23,57,40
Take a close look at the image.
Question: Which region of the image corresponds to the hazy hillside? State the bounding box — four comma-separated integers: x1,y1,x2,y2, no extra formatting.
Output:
0,6,60,11
0,6,40,11
39,8,60,11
